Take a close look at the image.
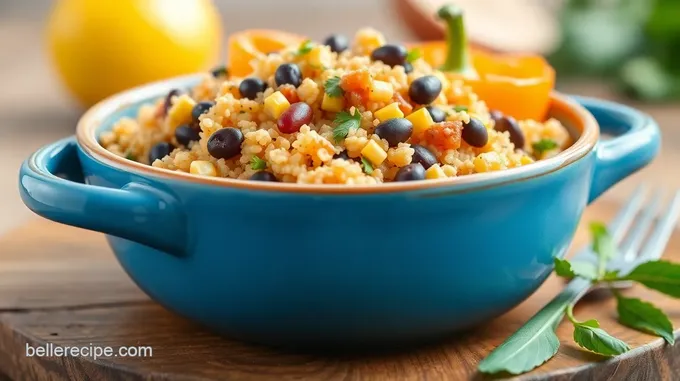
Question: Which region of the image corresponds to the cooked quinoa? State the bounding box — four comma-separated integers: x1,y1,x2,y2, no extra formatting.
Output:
101,28,571,184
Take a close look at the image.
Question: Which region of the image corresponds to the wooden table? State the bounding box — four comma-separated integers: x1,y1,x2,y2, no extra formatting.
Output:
0,200,678,380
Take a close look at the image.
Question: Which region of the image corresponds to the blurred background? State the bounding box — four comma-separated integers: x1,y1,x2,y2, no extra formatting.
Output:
0,0,678,234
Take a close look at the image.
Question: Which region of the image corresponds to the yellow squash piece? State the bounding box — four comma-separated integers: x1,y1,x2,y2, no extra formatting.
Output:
167,95,197,129
361,140,387,166
321,93,345,112
190,160,217,176
374,102,404,122
406,107,435,135
368,81,394,102
264,91,291,119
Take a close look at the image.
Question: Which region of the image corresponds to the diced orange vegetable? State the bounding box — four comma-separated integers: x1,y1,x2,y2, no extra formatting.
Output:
227,29,306,78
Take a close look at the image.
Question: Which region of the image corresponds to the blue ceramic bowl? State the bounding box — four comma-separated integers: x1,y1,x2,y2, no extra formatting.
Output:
19,75,660,347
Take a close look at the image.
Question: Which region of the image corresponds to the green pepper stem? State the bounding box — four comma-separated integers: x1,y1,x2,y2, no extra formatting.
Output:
437,4,474,75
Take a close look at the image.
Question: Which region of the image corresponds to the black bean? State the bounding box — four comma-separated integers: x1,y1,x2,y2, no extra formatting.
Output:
371,44,407,67
148,142,175,163
239,78,267,100
210,65,228,78
175,124,201,147
394,163,426,181
426,106,446,123
375,118,413,147
494,116,525,150
333,150,351,160
163,89,181,115
192,101,215,123
275,63,302,87
489,109,504,123
250,171,279,182
411,145,438,169
323,34,349,53
207,127,244,160
409,75,442,105
461,118,489,147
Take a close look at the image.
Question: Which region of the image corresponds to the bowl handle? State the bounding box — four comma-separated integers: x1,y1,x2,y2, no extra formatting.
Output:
18,137,187,256
574,96,661,204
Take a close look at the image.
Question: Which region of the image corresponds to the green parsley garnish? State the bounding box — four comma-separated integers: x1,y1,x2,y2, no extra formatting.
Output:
324,76,344,98
361,157,374,174
125,152,136,161
332,109,362,142
532,139,558,155
406,48,422,63
296,40,314,56
250,156,267,170
453,105,468,112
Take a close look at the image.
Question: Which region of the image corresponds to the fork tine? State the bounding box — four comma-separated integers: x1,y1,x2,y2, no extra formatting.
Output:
608,185,648,244
620,189,663,261
638,190,680,261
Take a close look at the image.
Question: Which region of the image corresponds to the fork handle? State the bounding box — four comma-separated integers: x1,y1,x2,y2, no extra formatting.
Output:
573,97,661,203
526,277,592,329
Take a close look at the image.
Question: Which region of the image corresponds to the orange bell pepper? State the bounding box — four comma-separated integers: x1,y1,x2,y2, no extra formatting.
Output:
408,5,555,121
227,30,306,78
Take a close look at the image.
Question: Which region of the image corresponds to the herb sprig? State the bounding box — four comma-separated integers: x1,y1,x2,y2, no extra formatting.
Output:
296,40,314,56
332,109,362,142
361,157,374,174
532,138,558,156
406,48,422,63
324,76,344,98
250,156,267,170
479,222,680,375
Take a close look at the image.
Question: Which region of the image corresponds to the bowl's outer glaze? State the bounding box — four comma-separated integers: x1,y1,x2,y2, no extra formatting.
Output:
19,79,660,346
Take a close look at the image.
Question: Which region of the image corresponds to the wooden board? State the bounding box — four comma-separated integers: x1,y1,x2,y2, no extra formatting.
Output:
0,200,678,381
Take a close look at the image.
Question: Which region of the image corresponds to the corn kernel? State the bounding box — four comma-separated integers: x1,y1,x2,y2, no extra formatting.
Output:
473,157,488,173
264,91,291,119
442,164,457,177
520,156,534,165
167,95,197,129
321,93,345,112
425,164,447,180
374,102,404,122
406,107,434,135
308,45,332,68
368,80,394,102
190,160,217,177
361,140,387,166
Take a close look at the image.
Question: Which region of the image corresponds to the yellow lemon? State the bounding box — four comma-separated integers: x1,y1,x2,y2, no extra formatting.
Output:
47,0,222,107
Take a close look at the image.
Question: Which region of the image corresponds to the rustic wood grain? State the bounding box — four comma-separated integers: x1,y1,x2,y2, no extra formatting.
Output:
0,200,678,381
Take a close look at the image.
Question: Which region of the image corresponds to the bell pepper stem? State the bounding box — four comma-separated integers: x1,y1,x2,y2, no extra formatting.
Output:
437,5,474,75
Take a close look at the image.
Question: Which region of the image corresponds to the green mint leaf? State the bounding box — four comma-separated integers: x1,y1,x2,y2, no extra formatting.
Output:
553,258,598,280
604,269,621,281
361,156,374,174
616,295,675,345
406,48,422,63
624,260,680,298
572,322,630,356
478,318,560,375
332,110,361,142
297,40,314,56
590,222,617,277
324,76,344,98
532,139,558,155
250,156,267,170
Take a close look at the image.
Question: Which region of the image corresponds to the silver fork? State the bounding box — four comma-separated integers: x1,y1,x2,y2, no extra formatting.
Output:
515,187,680,333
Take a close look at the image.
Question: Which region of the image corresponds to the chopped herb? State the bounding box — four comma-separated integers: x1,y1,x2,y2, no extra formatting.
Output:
125,153,136,161
250,156,267,170
296,40,314,56
532,139,559,155
324,76,344,98
406,48,422,63
210,65,228,78
361,157,374,174
332,109,362,142
453,105,468,112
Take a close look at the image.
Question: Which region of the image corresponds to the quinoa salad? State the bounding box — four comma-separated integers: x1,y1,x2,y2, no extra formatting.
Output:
101,24,571,184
